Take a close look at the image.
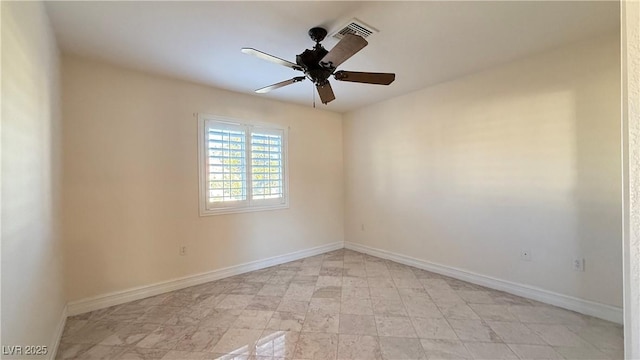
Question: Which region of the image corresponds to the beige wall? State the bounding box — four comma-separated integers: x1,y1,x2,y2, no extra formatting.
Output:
62,56,344,301
344,34,622,307
1,1,66,357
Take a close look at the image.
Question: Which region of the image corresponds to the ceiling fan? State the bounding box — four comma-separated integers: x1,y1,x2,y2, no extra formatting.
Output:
241,27,395,105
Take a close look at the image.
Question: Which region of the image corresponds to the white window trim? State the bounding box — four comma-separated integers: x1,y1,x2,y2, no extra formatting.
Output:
198,114,289,216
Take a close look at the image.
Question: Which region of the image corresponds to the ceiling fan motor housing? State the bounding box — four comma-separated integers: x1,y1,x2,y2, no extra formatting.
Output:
296,44,334,86
308,27,328,43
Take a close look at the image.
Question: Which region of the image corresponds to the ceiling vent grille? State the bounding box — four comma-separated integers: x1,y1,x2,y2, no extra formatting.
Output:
331,18,378,40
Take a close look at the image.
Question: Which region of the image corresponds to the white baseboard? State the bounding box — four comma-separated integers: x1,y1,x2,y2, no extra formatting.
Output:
67,241,343,316
49,304,67,360
345,241,623,324
65,239,622,324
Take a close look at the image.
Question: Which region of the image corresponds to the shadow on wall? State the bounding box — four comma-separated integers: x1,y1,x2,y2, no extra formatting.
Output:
348,34,622,306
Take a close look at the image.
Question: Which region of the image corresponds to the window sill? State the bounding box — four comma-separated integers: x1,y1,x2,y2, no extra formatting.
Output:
199,203,289,216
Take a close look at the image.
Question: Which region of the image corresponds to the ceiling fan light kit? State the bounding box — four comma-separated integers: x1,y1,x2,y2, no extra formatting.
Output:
241,26,395,105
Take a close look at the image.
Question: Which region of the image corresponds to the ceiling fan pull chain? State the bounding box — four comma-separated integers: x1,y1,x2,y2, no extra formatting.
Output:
313,84,316,108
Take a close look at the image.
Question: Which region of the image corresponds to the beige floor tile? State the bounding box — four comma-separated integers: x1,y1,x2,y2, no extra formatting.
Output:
509,305,587,326
100,323,159,346
138,306,182,325
162,292,200,307
342,285,371,301
375,316,417,338
506,344,563,359
276,299,309,314
403,297,443,318
426,290,465,305
448,320,501,343
437,303,480,320
526,323,592,347
302,312,339,333
255,330,299,358
552,345,609,359
379,337,427,360
165,306,212,327
55,343,94,360
317,276,343,287
245,296,282,311
342,276,369,287
137,325,197,350
420,279,453,291
78,345,128,359
398,287,430,298
265,311,306,332
210,328,264,355
313,286,342,299
456,291,495,304
283,284,315,301
464,342,518,359
60,319,88,338
600,346,625,359
411,317,458,340
321,269,345,277
337,334,383,360
566,324,624,350
215,295,255,310
420,339,471,359
393,278,424,289
63,321,124,345
369,287,402,301
486,321,545,345
199,309,242,330
68,307,120,322
105,304,149,322
229,283,263,296
341,298,374,315
372,299,409,317
366,269,391,279
344,268,368,278
175,327,227,352
308,298,341,315
390,269,418,279
339,314,378,336
116,347,168,359
257,284,288,297
293,275,320,286
293,332,338,360
298,267,321,276
467,304,519,322
368,277,397,288
231,310,274,330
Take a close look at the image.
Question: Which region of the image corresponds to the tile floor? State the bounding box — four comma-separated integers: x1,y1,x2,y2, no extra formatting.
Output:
56,249,624,359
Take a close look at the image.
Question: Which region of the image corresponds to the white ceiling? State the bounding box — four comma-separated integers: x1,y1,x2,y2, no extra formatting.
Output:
45,1,619,113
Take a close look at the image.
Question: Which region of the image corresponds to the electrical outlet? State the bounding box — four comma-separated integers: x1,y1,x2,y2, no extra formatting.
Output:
520,250,532,261
180,246,187,256
573,257,585,272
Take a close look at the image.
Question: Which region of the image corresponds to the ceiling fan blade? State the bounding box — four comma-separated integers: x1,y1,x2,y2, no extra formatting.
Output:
256,76,306,93
334,71,395,85
241,48,302,71
316,82,336,104
320,34,368,68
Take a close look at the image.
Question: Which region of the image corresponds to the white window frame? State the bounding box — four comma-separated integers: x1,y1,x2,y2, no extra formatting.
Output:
198,114,289,216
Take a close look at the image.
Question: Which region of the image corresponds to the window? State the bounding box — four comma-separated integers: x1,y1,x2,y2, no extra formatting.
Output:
198,114,288,215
